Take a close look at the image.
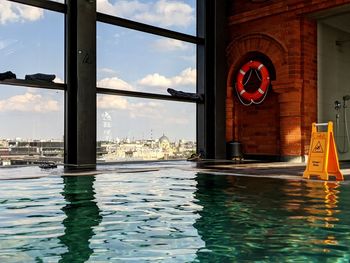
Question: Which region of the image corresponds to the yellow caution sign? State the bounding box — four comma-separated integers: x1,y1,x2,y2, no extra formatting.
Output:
303,122,343,181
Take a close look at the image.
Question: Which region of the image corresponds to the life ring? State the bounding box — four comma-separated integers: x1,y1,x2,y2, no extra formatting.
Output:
236,60,270,103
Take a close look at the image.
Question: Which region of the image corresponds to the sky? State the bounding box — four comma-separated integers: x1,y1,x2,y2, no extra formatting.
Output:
0,0,196,141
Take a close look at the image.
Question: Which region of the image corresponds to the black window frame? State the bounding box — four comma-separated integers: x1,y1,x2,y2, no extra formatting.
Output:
0,0,226,170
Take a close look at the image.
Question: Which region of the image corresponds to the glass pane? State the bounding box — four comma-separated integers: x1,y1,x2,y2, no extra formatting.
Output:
96,95,196,161
0,2,64,83
0,86,64,165
97,23,196,95
97,0,196,36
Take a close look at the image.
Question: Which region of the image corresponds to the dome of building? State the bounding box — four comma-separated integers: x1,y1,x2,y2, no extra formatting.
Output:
159,134,170,144
159,134,170,151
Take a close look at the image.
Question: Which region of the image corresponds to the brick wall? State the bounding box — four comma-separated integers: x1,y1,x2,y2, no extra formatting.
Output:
236,91,280,155
226,0,350,160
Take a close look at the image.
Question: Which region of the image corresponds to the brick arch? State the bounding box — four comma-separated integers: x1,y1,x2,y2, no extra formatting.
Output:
226,33,289,96
225,33,290,158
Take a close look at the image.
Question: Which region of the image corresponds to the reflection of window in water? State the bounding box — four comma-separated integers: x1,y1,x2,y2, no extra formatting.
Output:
101,112,112,141
59,176,102,263
103,122,111,128
101,112,112,122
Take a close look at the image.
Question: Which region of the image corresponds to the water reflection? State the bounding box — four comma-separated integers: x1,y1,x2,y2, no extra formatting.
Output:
283,181,342,254
59,176,102,263
283,181,340,227
193,173,350,262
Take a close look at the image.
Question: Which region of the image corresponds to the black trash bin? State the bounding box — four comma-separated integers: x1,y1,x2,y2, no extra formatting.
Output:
226,141,242,160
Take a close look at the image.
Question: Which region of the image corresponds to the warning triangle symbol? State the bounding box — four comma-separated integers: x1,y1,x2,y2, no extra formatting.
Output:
312,141,324,153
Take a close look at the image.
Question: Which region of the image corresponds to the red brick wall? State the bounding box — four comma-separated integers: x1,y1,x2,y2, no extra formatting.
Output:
226,0,350,160
236,91,280,155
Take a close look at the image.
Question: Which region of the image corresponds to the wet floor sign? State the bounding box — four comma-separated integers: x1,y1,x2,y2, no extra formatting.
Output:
303,122,343,181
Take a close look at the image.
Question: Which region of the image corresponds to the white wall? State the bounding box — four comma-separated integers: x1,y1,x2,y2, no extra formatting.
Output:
318,22,350,160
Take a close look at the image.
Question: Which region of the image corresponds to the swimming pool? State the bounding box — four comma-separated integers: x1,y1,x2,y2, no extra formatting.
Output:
1,163,350,262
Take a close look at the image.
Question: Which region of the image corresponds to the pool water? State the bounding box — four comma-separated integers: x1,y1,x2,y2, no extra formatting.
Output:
1,164,350,262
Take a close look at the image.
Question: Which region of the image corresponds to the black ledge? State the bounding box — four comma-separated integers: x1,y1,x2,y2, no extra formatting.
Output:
97,87,202,103
97,12,204,45
0,79,66,91
8,0,66,13
0,80,202,103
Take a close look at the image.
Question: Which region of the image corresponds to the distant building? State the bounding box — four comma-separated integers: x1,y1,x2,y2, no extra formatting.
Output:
0,139,64,166
0,135,196,166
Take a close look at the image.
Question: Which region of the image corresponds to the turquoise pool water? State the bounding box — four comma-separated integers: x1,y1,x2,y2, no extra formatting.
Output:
0,164,350,262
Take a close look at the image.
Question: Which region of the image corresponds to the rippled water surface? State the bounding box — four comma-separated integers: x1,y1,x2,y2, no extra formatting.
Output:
1,164,350,262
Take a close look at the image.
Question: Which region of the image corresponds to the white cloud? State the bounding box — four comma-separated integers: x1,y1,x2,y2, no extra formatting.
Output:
152,39,189,52
53,77,64,84
16,4,43,22
0,92,59,113
0,1,44,24
97,95,164,120
97,0,194,28
0,0,193,26
138,67,196,88
97,77,134,91
134,0,193,27
128,101,164,119
98,68,117,75
96,76,166,117
172,67,196,86
138,73,172,88
97,96,129,110
97,0,147,18
0,1,17,24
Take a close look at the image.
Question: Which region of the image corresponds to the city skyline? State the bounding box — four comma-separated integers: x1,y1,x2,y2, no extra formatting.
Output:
0,132,196,143
0,131,197,166
0,0,197,141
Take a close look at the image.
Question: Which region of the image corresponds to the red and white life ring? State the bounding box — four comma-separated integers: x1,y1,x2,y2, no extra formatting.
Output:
236,60,270,103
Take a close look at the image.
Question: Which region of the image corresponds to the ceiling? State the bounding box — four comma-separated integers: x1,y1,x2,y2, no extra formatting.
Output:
321,13,350,34
311,4,350,34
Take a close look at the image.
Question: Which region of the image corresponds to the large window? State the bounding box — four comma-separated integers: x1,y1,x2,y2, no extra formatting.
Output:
96,0,198,162
97,23,196,95
0,86,64,165
97,95,196,161
0,2,64,80
0,87,63,139
0,0,202,167
0,1,65,166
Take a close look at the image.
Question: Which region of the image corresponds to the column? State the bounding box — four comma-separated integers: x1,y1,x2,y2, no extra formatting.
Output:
65,0,96,170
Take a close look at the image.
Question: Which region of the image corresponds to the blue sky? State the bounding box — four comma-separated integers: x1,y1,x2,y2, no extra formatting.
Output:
0,0,196,141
